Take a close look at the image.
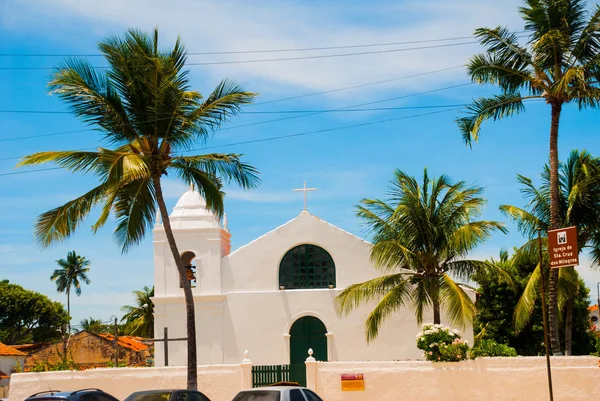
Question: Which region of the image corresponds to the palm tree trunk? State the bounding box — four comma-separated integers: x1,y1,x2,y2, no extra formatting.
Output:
67,288,71,334
564,296,574,356
548,102,563,356
154,176,198,390
433,298,441,324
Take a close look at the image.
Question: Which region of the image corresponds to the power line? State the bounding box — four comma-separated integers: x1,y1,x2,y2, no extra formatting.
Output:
0,108,462,177
251,66,464,106
0,103,466,116
217,83,474,132
0,82,471,146
0,34,487,57
0,40,483,71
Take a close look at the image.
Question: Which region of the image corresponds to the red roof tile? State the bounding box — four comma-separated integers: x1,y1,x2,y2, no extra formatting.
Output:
97,333,148,352
0,342,26,356
589,304,598,312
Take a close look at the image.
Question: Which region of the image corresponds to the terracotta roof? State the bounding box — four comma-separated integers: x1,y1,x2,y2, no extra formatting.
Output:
0,342,26,356
589,304,598,312
97,333,148,352
8,343,47,353
0,370,9,379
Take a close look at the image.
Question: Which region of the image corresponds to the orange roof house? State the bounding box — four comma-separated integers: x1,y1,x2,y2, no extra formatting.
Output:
25,331,150,369
0,342,27,357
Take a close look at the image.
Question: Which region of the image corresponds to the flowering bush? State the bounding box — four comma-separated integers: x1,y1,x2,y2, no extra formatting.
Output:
416,323,469,362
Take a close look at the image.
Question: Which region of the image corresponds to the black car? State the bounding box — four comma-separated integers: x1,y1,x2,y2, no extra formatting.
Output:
25,389,119,401
123,390,211,401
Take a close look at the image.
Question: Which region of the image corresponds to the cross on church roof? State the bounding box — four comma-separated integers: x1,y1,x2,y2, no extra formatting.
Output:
293,181,317,211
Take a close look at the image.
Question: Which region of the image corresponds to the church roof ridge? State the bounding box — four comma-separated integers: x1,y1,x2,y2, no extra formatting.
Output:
228,214,301,256
228,211,371,257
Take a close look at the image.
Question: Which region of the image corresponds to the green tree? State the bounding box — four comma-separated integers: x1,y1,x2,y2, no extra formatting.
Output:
51,250,91,333
457,0,600,355
474,249,594,355
501,150,600,354
0,281,69,344
78,317,109,333
18,29,259,390
121,286,154,338
335,168,507,341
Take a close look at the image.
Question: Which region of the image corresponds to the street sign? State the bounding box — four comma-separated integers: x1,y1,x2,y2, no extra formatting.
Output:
548,226,579,269
341,373,365,391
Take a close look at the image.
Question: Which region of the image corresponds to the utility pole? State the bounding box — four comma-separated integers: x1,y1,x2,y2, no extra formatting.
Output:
538,228,554,401
113,317,119,368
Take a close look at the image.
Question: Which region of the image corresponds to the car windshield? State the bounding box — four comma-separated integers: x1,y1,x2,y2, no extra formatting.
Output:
124,393,171,401
232,391,280,401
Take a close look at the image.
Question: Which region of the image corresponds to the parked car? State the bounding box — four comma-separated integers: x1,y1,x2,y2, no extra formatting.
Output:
123,390,211,401
232,386,323,401
25,389,119,401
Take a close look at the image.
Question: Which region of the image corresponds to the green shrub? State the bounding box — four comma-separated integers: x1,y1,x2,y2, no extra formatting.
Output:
471,339,517,358
416,323,469,362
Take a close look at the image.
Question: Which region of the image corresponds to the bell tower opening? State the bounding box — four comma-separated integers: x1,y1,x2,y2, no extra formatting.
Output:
180,251,197,288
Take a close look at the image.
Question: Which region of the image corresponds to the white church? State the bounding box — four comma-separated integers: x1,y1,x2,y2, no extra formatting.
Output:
152,186,473,367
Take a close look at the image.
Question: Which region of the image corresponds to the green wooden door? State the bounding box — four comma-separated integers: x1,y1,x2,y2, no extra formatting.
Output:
290,316,327,364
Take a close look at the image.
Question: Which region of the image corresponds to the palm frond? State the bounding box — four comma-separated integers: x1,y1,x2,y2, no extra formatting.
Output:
335,273,411,316
513,262,541,333
174,154,260,190
34,183,110,247
440,274,475,329
456,93,530,146
364,280,414,342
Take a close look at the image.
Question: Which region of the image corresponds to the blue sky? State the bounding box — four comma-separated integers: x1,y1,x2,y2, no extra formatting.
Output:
1,0,599,326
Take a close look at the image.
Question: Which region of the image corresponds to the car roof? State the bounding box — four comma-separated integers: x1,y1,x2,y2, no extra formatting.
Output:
27,390,111,399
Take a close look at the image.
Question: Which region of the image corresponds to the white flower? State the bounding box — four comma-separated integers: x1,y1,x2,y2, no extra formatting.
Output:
452,329,461,335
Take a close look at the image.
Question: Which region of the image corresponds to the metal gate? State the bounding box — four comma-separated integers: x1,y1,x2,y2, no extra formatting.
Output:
252,364,306,387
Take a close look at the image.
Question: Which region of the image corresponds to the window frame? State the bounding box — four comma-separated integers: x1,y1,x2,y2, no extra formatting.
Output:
278,244,336,290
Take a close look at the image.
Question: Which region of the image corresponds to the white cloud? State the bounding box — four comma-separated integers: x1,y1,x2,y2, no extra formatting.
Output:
3,0,524,101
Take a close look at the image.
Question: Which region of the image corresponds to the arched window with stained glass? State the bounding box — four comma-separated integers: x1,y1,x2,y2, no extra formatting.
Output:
279,244,336,289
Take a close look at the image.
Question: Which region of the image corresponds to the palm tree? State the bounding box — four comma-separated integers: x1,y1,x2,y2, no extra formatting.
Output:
51,251,91,333
79,317,107,333
335,169,507,341
501,150,600,354
121,286,154,338
457,0,600,355
18,29,259,390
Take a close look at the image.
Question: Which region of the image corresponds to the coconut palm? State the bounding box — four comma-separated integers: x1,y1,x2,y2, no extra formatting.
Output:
335,169,507,341
122,286,154,338
18,29,259,389
457,0,600,354
501,150,600,354
51,251,91,333
79,317,108,333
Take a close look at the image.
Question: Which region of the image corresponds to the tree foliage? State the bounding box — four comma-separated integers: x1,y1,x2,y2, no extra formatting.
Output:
17,28,259,390
458,0,600,355
336,168,507,341
121,286,154,338
474,249,595,355
0,281,69,345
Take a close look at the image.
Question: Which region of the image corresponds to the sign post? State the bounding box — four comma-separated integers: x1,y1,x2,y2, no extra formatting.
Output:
538,228,554,401
548,226,579,269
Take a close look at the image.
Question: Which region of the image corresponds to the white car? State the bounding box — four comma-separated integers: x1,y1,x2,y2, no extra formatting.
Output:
232,386,323,401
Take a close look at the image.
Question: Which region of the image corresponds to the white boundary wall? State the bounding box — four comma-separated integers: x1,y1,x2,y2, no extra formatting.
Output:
9,357,600,401
315,357,600,401
9,365,241,401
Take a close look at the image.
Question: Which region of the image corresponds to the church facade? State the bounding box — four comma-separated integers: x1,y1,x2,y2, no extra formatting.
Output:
152,187,473,366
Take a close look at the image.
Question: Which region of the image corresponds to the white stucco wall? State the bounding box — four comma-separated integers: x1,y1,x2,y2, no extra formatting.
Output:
0,356,25,377
8,365,241,401
9,357,600,401
153,203,474,367
314,357,600,401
